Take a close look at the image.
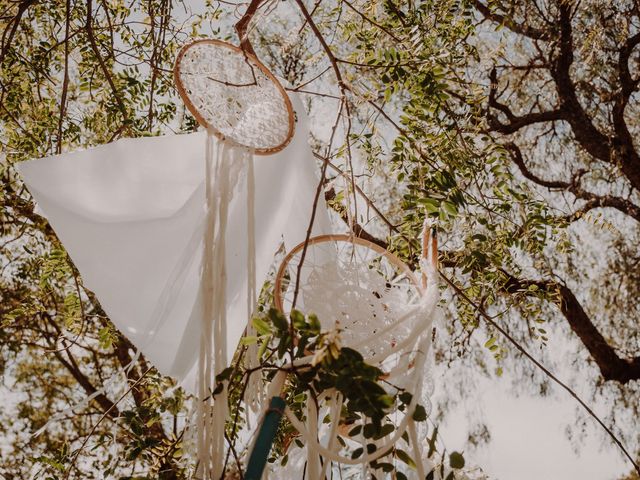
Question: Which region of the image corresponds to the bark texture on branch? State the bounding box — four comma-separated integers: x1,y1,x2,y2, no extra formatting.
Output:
475,1,640,384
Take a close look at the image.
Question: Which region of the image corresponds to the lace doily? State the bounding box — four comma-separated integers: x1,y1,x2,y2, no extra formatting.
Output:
174,39,294,154
274,235,431,381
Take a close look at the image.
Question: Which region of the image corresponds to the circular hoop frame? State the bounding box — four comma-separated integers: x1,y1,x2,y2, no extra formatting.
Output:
274,234,423,313
174,39,295,155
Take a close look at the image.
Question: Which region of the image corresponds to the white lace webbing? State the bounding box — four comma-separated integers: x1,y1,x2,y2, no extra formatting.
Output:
177,42,291,151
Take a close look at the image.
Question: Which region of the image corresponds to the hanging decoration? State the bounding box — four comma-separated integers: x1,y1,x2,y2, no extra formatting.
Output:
251,224,439,479
174,39,295,154
17,35,330,480
174,38,298,479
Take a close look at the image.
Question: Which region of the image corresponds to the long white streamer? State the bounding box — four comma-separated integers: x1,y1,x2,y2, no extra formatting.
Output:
244,155,263,418
198,135,252,479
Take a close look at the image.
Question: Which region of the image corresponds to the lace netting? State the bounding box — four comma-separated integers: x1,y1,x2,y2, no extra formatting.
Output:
277,239,433,386
301,260,417,363
176,41,291,150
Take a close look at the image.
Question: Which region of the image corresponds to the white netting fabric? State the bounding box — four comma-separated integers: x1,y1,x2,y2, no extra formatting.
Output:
176,40,292,151
278,238,425,356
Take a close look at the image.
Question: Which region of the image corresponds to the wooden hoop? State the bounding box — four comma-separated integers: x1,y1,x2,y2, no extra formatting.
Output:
174,39,295,155
274,234,423,313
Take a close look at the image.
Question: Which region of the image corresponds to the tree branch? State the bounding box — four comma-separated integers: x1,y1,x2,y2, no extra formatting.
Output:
0,0,36,65
561,190,640,223
557,283,640,383
85,0,129,124
57,0,71,154
234,0,266,57
506,142,570,189
488,68,563,134
611,30,640,192
502,274,640,384
324,187,388,249
551,3,612,164
472,0,551,41
293,0,347,92
52,348,119,417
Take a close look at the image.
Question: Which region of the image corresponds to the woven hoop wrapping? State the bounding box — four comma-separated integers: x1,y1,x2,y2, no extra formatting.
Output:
174,39,295,154
275,234,423,310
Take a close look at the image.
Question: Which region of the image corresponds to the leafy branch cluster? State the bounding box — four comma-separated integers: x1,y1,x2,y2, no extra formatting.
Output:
238,307,469,480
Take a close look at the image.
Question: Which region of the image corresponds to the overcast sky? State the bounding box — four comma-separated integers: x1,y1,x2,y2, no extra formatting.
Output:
431,318,632,480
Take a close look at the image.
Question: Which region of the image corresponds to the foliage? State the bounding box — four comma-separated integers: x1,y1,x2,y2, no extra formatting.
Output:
1,0,639,477
238,308,469,479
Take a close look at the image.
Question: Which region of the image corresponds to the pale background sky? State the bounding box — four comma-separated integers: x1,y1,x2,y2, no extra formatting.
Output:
430,315,632,480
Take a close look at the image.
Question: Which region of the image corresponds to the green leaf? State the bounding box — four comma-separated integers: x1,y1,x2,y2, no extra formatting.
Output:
427,426,439,458
413,404,427,422
290,309,306,329
240,335,258,346
395,448,416,468
216,367,233,382
442,200,458,217
363,423,376,439
399,392,413,405
257,336,271,359
449,451,465,469
308,313,321,333
418,197,440,214
269,308,288,332
252,317,272,336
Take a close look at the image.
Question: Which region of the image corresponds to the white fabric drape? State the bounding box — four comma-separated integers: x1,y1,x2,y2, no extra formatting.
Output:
16,96,330,394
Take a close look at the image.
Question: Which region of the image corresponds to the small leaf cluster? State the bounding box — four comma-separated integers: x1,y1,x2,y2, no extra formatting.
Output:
249,308,446,477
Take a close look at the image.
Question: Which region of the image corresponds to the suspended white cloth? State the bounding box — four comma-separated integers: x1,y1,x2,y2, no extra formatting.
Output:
16,96,330,394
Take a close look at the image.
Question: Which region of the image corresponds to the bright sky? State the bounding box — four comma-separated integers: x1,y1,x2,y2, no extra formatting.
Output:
438,377,629,479
431,319,633,480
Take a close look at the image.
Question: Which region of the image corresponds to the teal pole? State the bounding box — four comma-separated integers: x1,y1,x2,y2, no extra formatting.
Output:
245,396,286,480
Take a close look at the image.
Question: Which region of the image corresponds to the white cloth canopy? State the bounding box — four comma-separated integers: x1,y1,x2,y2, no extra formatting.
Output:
17,97,330,393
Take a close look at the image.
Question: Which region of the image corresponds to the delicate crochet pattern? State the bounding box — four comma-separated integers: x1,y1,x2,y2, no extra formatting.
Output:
175,40,294,153
281,239,423,365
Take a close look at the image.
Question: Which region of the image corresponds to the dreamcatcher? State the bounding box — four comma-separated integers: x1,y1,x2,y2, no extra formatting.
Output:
246,225,440,479
173,38,297,479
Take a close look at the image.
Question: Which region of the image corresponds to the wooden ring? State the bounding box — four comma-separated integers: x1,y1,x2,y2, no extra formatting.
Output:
273,234,423,313
174,39,295,155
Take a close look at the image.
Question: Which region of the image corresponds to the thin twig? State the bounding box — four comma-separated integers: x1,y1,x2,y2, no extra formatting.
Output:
340,0,402,42
85,0,130,124
291,98,345,309
57,0,71,154
65,367,152,479
235,0,266,56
